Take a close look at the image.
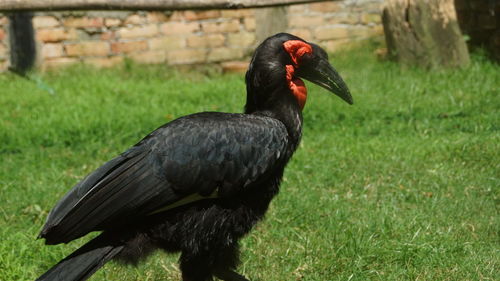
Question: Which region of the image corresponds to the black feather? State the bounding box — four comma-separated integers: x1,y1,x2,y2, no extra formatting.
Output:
36,33,329,281
36,233,124,281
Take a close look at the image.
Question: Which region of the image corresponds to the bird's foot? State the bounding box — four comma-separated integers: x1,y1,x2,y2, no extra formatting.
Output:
214,269,250,281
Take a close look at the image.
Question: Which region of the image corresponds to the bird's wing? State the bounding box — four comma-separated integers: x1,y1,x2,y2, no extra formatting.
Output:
39,112,289,244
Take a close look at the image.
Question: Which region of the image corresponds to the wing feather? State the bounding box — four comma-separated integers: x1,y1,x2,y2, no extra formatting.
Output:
40,112,290,244
40,150,183,244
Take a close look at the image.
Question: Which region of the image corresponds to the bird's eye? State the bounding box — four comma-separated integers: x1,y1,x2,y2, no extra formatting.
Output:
300,53,313,64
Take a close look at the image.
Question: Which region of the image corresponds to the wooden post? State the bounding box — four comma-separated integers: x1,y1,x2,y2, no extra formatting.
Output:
8,12,36,74
0,0,330,12
382,0,470,68
255,6,288,44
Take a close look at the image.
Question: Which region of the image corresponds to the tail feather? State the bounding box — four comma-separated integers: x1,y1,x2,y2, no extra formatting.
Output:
36,234,124,281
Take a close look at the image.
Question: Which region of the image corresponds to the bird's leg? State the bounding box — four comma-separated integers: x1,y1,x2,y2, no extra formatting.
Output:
179,251,214,281
213,269,250,281
212,244,250,281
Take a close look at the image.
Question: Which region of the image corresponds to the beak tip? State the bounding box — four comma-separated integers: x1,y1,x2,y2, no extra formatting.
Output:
347,97,354,105
342,91,353,105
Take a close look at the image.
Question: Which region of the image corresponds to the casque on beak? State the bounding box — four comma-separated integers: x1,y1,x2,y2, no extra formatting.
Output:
296,58,353,105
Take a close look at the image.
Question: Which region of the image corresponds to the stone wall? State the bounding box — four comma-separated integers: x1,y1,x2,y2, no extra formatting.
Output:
0,0,384,72
455,0,500,61
0,15,8,71
288,1,383,51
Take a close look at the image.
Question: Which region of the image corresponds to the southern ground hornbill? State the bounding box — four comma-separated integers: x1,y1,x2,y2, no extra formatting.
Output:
35,33,352,281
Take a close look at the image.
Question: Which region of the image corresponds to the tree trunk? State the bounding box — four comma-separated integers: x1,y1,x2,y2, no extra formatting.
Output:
382,0,470,68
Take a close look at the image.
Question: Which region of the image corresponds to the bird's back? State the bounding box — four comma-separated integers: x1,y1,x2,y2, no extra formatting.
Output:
39,112,292,245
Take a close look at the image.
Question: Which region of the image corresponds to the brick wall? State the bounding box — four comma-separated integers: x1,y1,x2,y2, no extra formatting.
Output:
0,15,8,71
289,1,383,51
455,0,500,61
0,0,385,72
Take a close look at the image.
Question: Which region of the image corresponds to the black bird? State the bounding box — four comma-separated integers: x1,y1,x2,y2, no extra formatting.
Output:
36,33,352,281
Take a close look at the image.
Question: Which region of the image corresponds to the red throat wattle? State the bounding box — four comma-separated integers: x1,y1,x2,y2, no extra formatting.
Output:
283,40,312,110
286,65,307,110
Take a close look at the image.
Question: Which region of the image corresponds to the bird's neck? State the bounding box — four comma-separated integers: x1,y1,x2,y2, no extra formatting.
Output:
245,88,303,146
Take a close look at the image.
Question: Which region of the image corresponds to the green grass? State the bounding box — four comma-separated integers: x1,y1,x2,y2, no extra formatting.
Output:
1,43,498,281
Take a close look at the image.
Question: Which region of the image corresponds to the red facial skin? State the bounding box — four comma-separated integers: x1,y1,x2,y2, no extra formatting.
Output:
283,40,313,67
285,65,307,110
283,40,313,110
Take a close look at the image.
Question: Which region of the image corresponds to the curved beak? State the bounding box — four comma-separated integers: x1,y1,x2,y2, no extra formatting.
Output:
296,59,353,105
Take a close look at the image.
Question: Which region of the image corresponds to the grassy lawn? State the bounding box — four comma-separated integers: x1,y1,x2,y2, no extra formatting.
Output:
0,43,498,281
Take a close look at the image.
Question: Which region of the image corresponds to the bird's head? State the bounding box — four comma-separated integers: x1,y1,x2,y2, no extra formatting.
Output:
245,33,352,113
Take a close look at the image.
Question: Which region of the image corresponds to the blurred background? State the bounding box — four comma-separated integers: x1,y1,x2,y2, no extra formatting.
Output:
0,0,498,73
0,1,498,280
